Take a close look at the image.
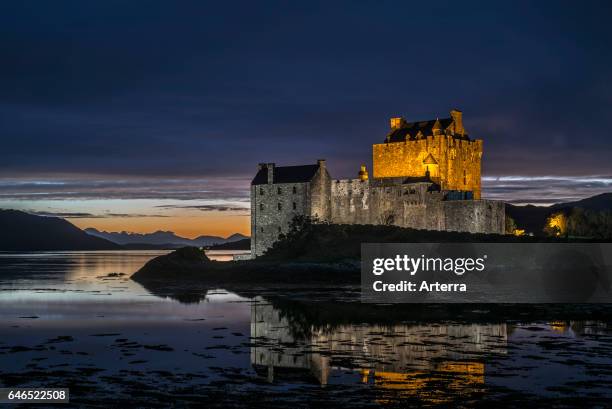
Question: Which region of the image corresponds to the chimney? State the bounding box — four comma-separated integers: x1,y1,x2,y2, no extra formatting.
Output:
317,159,326,170
266,163,275,184
390,117,406,130
450,109,464,135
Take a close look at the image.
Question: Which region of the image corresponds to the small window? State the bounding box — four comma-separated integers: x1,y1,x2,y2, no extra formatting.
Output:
277,203,282,210
277,187,282,194
293,202,297,210
292,186,297,194
259,188,264,195
259,203,264,211
260,227,264,233
278,227,281,233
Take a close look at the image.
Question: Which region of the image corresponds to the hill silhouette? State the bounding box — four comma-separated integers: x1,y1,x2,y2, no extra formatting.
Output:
507,192,612,235
0,210,120,251
85,228,248,248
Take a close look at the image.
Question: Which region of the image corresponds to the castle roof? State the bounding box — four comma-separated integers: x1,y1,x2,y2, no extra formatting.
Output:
251,164,320,185
386,117,468,143
422,153,438,165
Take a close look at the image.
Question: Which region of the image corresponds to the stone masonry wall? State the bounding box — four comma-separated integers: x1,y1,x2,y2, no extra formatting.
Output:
309,165,332,221
250,167,332,257
372,135,483,199
251,181,311,257
252,171,503,257
330,179,504,234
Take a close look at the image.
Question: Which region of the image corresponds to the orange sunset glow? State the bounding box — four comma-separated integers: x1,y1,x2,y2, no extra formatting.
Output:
69,214,250,239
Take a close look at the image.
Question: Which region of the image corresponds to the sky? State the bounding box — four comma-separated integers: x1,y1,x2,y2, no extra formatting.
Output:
1,1,612,237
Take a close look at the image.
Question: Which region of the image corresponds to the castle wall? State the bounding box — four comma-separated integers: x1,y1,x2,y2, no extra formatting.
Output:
330,179,504,234
251,181,311,257
250,167,332,257
442,200,505,235
372,136,483,199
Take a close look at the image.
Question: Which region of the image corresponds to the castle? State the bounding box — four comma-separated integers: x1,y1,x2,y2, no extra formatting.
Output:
250,110,505,256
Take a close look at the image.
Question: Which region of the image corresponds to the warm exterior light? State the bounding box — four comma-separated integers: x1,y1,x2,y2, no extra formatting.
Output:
358,164,369,181
545,212,567,237
372,110,482,198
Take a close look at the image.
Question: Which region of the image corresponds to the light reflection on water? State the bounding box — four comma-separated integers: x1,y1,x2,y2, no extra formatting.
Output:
0,251,611,406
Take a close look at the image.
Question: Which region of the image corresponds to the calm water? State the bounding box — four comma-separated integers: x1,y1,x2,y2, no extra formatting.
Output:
0,251,611,407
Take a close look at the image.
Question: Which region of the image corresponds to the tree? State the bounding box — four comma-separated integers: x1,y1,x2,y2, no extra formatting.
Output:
543,212,567,237
505,215,517,235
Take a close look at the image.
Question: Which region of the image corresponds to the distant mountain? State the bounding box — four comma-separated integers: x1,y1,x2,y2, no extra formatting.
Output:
84,228,248,248
507,192,612,235
550,192,612,212
0,209,120,251
218,233,247,242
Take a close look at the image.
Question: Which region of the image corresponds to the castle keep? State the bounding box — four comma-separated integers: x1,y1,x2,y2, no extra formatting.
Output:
373,110,482,198
250,110,504,257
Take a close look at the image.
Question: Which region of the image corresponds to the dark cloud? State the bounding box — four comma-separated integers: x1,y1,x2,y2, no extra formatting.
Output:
483,176,612,205
29,211,101,218
156,204,249,212
0,177,251,201
27,210,170,218
1,1,611,204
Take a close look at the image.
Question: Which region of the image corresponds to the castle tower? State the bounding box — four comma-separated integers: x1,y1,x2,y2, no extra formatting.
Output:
371,109,482,199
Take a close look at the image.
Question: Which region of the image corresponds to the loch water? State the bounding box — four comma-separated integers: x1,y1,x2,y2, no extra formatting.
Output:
0,251,610,407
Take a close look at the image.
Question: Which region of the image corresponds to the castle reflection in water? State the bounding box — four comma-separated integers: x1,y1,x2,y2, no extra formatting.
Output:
250,297,508,402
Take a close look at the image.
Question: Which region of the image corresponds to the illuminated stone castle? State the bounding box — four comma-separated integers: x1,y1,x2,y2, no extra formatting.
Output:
250,110,504,256
374,110,482,199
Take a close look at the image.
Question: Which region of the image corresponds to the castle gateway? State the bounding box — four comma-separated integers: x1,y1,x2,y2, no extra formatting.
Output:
250,110,504,257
